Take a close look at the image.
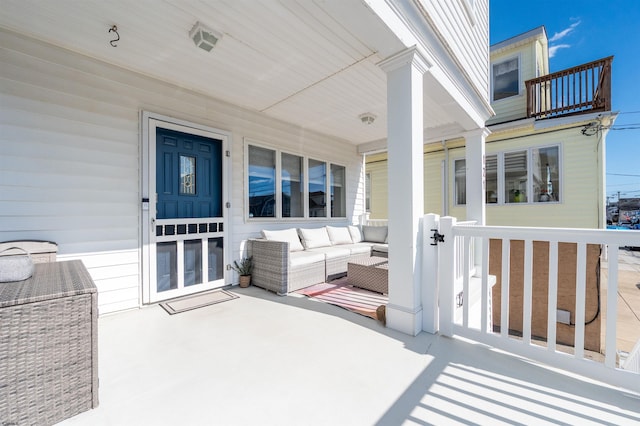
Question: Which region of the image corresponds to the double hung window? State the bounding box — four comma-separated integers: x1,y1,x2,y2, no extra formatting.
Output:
492,57,520,101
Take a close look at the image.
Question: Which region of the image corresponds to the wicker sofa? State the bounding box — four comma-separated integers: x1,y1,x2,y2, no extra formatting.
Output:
250,225,388,295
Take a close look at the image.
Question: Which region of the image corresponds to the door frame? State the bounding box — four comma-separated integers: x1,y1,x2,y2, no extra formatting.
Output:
140,111,232,304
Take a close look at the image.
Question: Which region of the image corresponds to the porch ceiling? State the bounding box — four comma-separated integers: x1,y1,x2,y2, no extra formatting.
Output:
0,0,463,145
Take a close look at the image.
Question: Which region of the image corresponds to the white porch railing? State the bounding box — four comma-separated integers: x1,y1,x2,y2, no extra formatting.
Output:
435,215,640,393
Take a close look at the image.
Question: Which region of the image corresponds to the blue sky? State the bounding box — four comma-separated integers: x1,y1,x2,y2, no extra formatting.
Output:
490,0,640,202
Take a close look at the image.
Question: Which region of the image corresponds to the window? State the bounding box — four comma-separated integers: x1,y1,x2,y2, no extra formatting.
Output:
248,146,276,218
308,159,326,217
454,159,466,205
485,155,498,204
331,164,346,217
365,173,371,212
247,143,346,219
281,153,304,217
493,57,519,101
505,150,527,203
455,145,560,206
532,146,559,202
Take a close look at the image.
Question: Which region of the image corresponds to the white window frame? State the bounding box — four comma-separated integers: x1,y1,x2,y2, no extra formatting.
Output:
491,54,521,103
245,139,347,221
453,144,562,206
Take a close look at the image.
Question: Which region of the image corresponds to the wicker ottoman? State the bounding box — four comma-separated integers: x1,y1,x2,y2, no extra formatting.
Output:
0,260,98,426
347,256,389,294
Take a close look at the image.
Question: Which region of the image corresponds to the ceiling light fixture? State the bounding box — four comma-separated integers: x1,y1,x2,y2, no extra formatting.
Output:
359,113,376,125
189,21,222,52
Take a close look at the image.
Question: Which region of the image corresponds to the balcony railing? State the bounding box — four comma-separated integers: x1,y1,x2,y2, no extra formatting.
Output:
525,56,613,119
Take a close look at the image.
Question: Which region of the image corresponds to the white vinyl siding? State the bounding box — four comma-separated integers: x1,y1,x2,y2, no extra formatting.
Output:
0,30,364,313
424,0,490,103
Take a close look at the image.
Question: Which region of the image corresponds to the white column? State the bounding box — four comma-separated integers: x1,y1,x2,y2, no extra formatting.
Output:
379,47,430,336
464,128,490,225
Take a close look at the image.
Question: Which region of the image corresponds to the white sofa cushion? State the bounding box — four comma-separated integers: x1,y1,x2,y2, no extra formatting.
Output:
289,251,326,267
362,225,387,243
326,226,353,245
306,246,351,260
348,226,363,243
298,227,332,249
262,228,304,252
340,243,372,256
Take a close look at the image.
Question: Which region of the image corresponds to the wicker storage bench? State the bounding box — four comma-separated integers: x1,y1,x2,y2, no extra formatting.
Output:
348,256,389,294
0,260,98,426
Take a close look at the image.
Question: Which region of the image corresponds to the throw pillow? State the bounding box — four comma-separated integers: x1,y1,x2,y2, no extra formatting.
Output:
348,225,363,243
262,228,304,252
362,225,387,243
297,227,332,249
326,226,353,245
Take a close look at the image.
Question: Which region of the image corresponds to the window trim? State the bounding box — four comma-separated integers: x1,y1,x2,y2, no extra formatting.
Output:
453,144,563,206
245,139,347,221
491,54,522,103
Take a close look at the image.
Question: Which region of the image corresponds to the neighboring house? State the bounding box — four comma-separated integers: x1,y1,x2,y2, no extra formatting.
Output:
364,26,616,351
0,0,493,335
366,26,616,229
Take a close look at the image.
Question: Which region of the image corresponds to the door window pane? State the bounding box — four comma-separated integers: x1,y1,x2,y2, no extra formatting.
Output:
281,153,304,217
454,159,466,205
208,237,224,281
532,147,559,202
486,155,498,204
157,242,177,292
248,146,276,218
505,151,528,203
308,159,326,217
180,155,196,195
493,58,519,101
331,164,346,217
184,239,202,287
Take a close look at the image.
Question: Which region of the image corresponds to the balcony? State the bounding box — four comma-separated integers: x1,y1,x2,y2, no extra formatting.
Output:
525,57,613,119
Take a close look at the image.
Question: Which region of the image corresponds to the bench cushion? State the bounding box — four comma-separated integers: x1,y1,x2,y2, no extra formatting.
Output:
298,227,332,249
326,226,353,245
262,228,304,252
362,225,387,243
289,251,325,267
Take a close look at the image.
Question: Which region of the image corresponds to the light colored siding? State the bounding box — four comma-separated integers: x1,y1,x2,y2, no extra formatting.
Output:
0,30,363,313
424,150,445,215
365,156,388,220
488,38,540,124
425,0,490,103
366,121,601,229
483,126,600,228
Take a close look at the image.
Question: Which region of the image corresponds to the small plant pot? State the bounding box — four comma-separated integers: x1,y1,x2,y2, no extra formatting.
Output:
239,275,251,288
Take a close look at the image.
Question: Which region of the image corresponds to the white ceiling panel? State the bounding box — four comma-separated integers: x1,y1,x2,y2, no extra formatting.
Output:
0,0,470,146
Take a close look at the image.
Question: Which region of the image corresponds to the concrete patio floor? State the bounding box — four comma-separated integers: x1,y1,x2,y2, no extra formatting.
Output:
59,284,640,426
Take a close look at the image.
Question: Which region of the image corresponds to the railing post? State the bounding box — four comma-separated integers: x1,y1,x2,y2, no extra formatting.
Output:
422,213,439,333
438,216,456,337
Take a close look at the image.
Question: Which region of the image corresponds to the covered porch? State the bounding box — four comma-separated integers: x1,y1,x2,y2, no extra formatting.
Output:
59,286,639,426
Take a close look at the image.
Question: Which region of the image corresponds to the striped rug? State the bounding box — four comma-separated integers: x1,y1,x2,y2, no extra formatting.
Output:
295,277,388,321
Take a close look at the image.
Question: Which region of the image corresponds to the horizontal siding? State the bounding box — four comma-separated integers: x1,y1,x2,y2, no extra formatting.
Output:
1,30,364,312
424,151,445,215
426,0,490,101
366,123,601,229
365,159,388,220
489,41,539,124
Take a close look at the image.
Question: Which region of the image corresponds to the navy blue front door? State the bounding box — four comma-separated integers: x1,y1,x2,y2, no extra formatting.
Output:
152,127,225,299
156,128,222,219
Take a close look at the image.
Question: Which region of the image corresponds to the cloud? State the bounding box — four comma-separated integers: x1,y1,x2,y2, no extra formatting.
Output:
549,20,581,42
549,44,571,58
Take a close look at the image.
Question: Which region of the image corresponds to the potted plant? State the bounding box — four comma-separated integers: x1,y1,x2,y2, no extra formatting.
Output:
231,256,253,288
